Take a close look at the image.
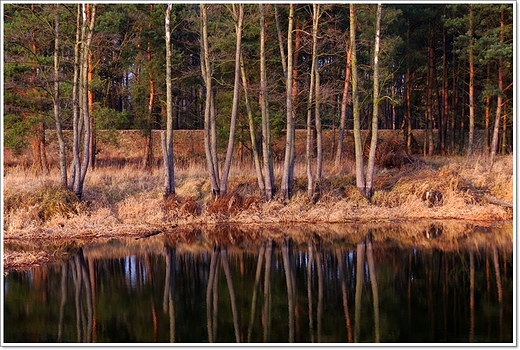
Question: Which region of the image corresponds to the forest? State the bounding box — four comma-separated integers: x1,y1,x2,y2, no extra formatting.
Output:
3,3,514,202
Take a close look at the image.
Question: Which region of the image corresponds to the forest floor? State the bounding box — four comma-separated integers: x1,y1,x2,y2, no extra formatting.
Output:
3,130,514,272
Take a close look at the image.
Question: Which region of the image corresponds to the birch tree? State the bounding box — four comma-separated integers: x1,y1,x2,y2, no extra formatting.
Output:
280,4,295,201
162,3,175,197
70,4,96,199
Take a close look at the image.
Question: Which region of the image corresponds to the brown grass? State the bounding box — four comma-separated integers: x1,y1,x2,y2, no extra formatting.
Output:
3,130,513,271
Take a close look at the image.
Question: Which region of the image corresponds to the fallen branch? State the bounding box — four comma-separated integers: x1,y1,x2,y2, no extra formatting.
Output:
483,196,513,208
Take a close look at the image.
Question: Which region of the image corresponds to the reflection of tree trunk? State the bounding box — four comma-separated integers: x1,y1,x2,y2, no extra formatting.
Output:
282,238,295,342
247,243,266,342
78,250,93,343
163,247,176,342
354,239,365,343
365,233,380,343
58,262,68,342
88,257,97,342
307,239,315,343
206,246,220,343
316,240,324,343
221,246,240,342
263,239,273,342
336,248,353,342
469,251,475,342
492,246,503,303
70,258,82,342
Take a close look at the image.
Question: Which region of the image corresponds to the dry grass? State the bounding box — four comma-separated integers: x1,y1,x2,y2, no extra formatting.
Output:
3,130,513,272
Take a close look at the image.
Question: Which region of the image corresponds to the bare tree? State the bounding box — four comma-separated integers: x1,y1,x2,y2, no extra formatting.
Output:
53,4,67,187
281,5,295,200
219,4,244,196
334,41,351,172
259,4,275,201
70,4,96,199
163,3,175,198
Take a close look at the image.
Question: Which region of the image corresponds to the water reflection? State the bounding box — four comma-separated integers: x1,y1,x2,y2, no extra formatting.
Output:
4,222,513,343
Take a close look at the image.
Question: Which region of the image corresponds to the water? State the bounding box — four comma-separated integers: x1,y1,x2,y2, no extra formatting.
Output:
3,222,513,344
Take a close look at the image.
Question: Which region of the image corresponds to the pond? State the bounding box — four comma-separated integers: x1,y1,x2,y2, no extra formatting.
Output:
3,222,514,344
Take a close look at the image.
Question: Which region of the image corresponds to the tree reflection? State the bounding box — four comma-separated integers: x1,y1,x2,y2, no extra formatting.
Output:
70,248,93,342
163,246,176,342
354,233,380,343
335,248,353,342
282,237,296,343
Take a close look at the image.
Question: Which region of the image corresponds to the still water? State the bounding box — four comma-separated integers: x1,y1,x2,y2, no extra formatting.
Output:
3,222,513,344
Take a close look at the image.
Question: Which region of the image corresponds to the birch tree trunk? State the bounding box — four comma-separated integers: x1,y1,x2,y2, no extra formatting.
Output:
281,4,295,200
490,9,504,164
219,4,243,196
334,41,351,171
163,3,175,197
200,4,220,197
259,4,275,201
350,4,366,194
53,4,67,187
306,4,319,201
365,4,382,199
71,4,95,199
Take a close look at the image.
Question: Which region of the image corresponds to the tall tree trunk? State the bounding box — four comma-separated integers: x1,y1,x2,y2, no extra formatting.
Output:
365,4,382,200
467,4,475,156
281,4,295,200
54,4,67,187
274,5,287,78
69,4,81,192
314,64,323,199
426,21,435,156
350,4,365,194
72,4,96,199
200,5,219,197
405,26,413,154
441,20,449,155
490,9,504,164
306,4,319,201
220,4,243,196
88,51,96,169
334,41,351,171
142,4,155,172
240,51,264,194
163,3,175,197
259,4,275,201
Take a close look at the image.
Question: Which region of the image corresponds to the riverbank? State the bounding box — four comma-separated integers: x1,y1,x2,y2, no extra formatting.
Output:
3,153,513,273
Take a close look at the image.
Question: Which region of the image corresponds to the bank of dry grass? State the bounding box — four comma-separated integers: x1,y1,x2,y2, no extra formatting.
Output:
3,153,512,235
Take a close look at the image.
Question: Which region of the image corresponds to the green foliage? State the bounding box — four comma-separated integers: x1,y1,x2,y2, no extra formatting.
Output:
3,114,30,155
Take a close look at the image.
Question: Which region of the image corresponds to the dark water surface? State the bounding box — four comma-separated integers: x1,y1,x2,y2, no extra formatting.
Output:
3,222,513,344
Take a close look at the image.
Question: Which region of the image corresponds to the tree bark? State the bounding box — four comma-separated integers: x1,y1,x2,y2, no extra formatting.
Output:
490,9,504,164
220,4,244,196
163,3,175,197
350,4,365,194
364,4,382,200
281,4,295,200
334,41,351,171
259,4,275,201
53,4,67,187
467,4,475,156
200,5,219,197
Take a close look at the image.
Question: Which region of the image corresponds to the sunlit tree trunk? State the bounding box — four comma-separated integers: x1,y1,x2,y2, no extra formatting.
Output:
490,9,504,164
259,4,275,201
281,4,295,200
467,4,475,156
425,21,435,156
163,3,175,198
405,26,413,154
350,4,365,194
240,51,264,195
365,3,382,200
200,5,219,197
334,41,351,171
53,4,67,187
142,4,155,172
71,4,96,199
274,5,287,77
220,4,244,196
306,4,319,201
